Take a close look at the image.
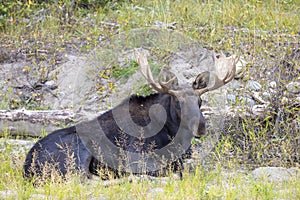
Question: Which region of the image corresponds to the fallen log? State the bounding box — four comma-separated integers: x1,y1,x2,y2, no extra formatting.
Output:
0,109,74,137
0,103,276,137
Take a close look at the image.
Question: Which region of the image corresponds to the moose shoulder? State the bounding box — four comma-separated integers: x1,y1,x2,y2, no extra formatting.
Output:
23,51,236,181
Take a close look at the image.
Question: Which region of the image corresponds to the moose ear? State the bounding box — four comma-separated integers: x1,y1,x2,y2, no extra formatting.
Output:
192,71,210,90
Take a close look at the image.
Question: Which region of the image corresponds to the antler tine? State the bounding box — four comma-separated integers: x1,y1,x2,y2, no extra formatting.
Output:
134,49,162,92
211,65,235,89
158,71,177,90
134,49,177,94
195,52,237,96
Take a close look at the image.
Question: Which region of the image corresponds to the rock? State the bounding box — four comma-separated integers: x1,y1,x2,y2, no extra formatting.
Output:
262,91,272,101
245,80,262,91
227,94,256,106
1,28,237,127
281,96,289,104
286,81,300,94
43,55,100,122
251,167,299,182
227,94,236,104
240,96,256,106
250,91,269,104
168,45,215,86
268,81,277,89
44,80,58,90
252,104,268,115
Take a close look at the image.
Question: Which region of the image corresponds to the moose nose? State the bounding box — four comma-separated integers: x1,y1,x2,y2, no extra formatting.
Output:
189,116,206,138
196,123,206,138
197,112,206,138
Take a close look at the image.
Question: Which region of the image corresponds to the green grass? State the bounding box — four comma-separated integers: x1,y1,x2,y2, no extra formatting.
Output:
111,60,140,81
0,140,299,199
0,0,299,199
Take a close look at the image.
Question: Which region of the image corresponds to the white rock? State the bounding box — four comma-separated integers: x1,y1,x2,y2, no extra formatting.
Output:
281,96,289,105
252,104,268,115
252,167,299,182
268,81,277,89
286,81,300,94
45,80,55,87
246,80,262,91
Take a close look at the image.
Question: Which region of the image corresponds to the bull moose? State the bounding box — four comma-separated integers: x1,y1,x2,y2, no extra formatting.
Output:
23,50,236,181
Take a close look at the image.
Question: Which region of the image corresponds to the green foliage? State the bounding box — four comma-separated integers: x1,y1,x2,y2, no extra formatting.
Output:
0,0,127,30
111,60,139,81
135,84,154,96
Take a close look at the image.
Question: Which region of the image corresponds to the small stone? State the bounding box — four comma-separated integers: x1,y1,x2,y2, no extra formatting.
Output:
240,96,256,106
227,94,256,106
245,80,262,91
286,81,300,94
45,80,55,86
227,94,236,103
252,104,268,115
262,91,272,100
281,96,289,104
268,81,277,89
45,80,58,90
250,91,269,104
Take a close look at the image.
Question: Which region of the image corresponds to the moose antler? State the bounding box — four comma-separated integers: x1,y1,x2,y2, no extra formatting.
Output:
194,52,237,96
134,49,179,96
134,49,237,97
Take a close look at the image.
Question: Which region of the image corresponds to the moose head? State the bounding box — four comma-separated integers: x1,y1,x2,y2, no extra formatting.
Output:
134,49,237,138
